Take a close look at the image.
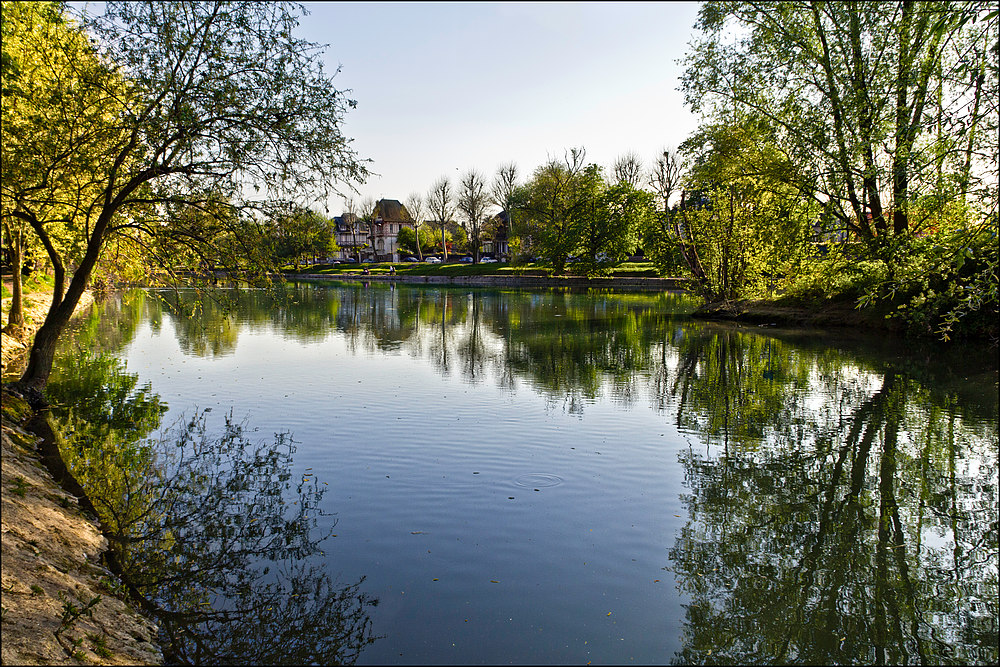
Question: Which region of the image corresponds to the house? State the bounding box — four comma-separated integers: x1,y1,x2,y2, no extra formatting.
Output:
370,199,414,262
481,210,510,259
333,213,363,260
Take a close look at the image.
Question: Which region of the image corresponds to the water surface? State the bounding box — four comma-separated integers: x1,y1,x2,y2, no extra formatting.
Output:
48,283,998,665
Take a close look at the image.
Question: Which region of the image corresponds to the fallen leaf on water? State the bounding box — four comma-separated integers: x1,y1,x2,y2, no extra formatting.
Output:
490,580,499,583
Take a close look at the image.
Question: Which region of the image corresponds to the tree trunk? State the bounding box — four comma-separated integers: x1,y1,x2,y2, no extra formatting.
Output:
4,228,25,331
17,221,92,389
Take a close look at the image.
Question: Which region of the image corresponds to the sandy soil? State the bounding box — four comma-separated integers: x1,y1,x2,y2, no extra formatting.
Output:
1,399,162,665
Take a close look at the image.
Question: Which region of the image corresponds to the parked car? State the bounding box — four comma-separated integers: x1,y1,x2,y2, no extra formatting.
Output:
459,256,473,263
403,256,419,262
341,257,357,263
425,256,442,264
481,257,498,263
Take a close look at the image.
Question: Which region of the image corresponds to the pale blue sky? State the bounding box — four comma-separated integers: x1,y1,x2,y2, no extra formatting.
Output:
293,2,704,212
74,1,705,213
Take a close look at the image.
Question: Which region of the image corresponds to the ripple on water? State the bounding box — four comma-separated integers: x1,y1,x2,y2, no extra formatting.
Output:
513,473,564,488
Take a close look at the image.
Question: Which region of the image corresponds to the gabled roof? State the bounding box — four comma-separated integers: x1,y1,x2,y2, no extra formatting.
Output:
374,199,413,224
333,213,359,232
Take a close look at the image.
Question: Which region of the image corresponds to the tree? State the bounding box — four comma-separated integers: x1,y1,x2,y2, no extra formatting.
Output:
520,148,602,274
4,1,368,391
427,177,454,261
268,205,334,271
457,169,490,262
491,162,519,261
1,1,110,333
682,1,997,253
648,148,683,215
404,193,425,261
671,117,816,301
611,152,644,189
642,148,687,275
359,196,376,261
576,183,656,275
341,197,366,263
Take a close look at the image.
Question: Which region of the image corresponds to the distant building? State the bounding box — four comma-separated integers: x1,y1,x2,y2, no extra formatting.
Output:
481,210,510,259
333,213,363,260
370,199,414,262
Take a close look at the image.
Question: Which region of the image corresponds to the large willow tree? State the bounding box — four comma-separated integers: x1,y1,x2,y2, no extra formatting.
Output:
2,1,368,390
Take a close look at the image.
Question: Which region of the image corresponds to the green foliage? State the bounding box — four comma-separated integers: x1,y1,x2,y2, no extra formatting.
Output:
863,214,999,340
575,184,656,276
55,591,101,638
664,118,816,301
516,149,656,276
782,204,999,339
395,225,439,255
4,0,370,387
266,205,336,271
782,253,890,303
683,1,998,250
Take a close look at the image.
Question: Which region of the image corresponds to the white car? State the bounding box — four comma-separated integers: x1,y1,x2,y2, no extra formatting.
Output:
481,257,498,263
425,256,442,263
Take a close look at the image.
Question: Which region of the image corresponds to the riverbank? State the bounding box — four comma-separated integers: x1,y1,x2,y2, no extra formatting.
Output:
285,270,690,291
2,280,162,664
1,277,94,378
285,271,921,336
692,297,902,332
1,390,162,665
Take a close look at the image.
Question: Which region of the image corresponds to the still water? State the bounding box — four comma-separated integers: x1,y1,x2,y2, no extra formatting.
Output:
45,283,997,665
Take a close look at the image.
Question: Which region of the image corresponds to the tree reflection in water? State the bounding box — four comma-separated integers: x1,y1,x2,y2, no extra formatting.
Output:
53,284,997,665
47,345,379,665
662,331,998,666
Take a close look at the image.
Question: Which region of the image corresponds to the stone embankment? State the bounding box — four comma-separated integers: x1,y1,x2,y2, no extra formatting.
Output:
287,272,691,291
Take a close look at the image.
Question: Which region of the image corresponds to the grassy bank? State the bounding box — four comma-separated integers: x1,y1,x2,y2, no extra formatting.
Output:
280,259,663,279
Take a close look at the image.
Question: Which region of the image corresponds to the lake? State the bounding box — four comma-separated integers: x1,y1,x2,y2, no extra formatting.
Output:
45,282,998,665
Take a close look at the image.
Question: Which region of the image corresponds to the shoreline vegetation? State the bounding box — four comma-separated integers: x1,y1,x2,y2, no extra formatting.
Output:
277,262,969,338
